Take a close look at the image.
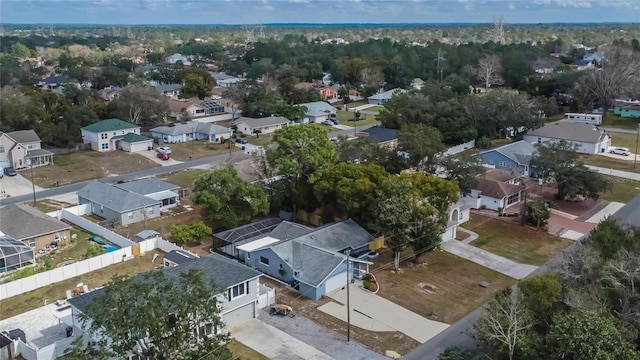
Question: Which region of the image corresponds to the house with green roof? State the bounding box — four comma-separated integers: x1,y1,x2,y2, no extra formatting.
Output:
81,118,152,152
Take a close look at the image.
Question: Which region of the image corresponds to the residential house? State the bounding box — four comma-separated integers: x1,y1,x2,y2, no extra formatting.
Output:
231,116,291,135
476,140,536,177
319,84,340,101
38,75,69,90
67,253,263,339
531,57,561,75
168,98,225,119
523,122,611,154
360,126,398,149
462,168,523,211
165,53,191,66
77,178,179,226
411,78,425,90
151,121,230,143
81,118,152,153
211,72,245,88
0,235,35,273
441,202,471,241
0,130,53,170
97,86,121,101
134,64,158,75
367,88,406,105
0,203,72,252
163,250,198,267
299,101,336,123
614,99,640,119
216,218,378,300
154,83,184,98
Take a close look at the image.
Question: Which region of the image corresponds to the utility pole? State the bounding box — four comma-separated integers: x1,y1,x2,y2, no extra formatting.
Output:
635,123,639,169
29,160,36,206
346,249,351,342
520,176,528,226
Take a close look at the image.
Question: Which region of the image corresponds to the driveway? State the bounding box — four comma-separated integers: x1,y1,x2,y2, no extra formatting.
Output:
319,284,449,343
231,319,333,360
440,240,538,279
0,172,43,198
136,149,183,166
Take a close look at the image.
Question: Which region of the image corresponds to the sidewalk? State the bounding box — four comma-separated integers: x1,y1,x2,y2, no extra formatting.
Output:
586,165,640,181
440,241,538,279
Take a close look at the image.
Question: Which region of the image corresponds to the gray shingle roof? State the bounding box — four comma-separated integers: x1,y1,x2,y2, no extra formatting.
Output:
135,230,161,240
295,218,374,253
268,221,313,240
526,122,609,144
115,178,178,196
68,253,261,313
5,130,41,144
154,83,183,93
479,140,536,166
151,121,228,136
77,180,159,213
272,240,344,287
164,250,198,265
368,88,406,101
613,194,640,228
299,101,336,117
232,116,291,129
41,75,68,84
214,218,283,244
81,119,139,133
0,204,71,241
362,126,397,143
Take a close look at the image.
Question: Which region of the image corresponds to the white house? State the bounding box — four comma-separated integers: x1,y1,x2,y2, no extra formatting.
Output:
523,122,611,154
231,116,291,135
151,121,231,143
298,101,336,123
153,83,183,99
367,88,406,105
461,168,523,212
441,201,471,241
0,130,54,170
411,78,425,90
81,118,152,153
211,72,245,88
165,53,191,66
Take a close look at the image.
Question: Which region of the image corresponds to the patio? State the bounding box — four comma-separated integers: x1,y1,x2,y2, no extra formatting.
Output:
0,304,74,349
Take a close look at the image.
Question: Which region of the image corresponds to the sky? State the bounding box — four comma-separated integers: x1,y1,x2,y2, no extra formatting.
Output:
1,0,639,25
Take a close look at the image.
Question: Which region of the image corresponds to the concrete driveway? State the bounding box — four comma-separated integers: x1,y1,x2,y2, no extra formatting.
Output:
0,172,43,199
319,284,449,343
136,149,183,166
232,319,333,360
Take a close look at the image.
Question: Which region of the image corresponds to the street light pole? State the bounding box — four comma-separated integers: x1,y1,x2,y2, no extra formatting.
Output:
29,159,36,206
634,123,639,169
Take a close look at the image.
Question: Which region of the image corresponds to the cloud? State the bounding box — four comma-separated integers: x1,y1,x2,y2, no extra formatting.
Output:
555,0,592,8
508,3,516,9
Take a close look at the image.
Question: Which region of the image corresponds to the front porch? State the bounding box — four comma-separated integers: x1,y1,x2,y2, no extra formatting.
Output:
28,149,54,167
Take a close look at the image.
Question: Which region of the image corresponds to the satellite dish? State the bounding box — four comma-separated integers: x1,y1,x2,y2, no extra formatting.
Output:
72,234,78,239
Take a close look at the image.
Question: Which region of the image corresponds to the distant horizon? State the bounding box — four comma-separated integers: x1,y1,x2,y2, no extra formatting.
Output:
2,0,639,25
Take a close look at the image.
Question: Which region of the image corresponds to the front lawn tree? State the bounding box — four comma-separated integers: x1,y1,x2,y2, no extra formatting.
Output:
267,124,338,214
70,269,232,360
530,140,610,200
193,166,269,228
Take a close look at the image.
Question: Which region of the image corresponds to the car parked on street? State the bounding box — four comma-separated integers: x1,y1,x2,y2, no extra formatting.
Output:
3,167,17,177
610,147,630,156
157,146,172,155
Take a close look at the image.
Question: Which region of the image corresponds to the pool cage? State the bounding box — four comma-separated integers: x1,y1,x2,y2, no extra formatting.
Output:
0,235,35,273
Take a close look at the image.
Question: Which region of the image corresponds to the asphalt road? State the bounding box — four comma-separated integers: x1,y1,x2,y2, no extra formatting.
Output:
0,152,238,206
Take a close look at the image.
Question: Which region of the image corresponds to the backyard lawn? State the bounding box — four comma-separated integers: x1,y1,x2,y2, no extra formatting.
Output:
373,249,516,324
158,169,208,189
600,175,640,203
0,251,164,320
167,141,237,161
335,111,380,127
602,114,640,130
465,214,573,265
30,151,160,188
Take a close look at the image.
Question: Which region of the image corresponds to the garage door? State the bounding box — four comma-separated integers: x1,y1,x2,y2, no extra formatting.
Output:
223,302,255,329
0,159,10,171
324,272,347,294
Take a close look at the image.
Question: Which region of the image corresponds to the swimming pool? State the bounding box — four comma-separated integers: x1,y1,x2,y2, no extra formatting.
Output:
103,245,118,253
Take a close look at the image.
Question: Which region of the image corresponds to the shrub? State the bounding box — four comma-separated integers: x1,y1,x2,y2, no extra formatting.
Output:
363,280,372,290
479,204,487,210
476,136,491,149
85,244,105,258
8,266,39,281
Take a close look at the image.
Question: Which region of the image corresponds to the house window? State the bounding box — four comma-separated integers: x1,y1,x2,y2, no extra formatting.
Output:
122,131,125,134
27,144,35,150
488,159,494,165
279,264,284,270
198,323,216,338
246,252,251,259
128,212,134,220
0,145,4,153
28,238,36,248
498,161,506,167
537,138,541,143
260,256,269,266
113,132,116,135
100,205,104,213
127,355,143,360
101,143,109,150
148,208,154,215
230,282,247,300
506,193,520,205
101,133,108,139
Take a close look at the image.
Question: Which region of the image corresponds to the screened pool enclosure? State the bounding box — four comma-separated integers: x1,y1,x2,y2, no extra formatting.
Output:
0,235,35,273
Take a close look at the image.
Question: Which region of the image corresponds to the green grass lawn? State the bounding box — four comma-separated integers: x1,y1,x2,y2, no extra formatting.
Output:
158,169,208,189
599,175,640,203
228,339,269,360
610,133,639,151
363,105,385,113
167,141,238,161
466,214,573,266
335,111,380,127
602,114,640,130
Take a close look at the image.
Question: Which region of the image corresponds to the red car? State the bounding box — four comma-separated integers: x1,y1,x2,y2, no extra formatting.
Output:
157,152,170,161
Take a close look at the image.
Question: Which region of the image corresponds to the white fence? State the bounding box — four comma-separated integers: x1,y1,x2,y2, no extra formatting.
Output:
16,335,76,360
445,139,476,156
193,113,236,123
257,285,276,309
